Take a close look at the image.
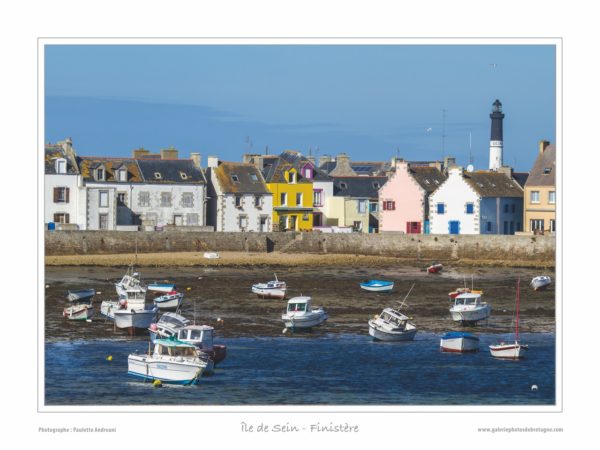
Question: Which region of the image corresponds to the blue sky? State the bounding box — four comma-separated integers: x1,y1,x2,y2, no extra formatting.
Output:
45,44,556,171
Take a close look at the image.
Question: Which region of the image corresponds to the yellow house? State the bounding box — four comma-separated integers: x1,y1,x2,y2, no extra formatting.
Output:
524,141,556,234
265,163,313,231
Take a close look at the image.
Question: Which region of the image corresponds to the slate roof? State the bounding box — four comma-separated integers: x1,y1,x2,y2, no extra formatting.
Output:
410,166,447,194
278,150,331,181
463,171,524,198
78,157,144,183
261,152,312,184
332,176,388,199
320,160,391,176
525,144,556,187
136,159,206,184
44,143,79,175
512,172,530,189
214,162,271,194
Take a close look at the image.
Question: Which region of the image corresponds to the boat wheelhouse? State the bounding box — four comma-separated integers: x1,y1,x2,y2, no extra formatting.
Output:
368,307,418,341
449,292,491,325
281,296,327,330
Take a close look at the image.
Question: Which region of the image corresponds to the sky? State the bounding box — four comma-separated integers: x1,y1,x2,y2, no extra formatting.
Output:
44,44,556,172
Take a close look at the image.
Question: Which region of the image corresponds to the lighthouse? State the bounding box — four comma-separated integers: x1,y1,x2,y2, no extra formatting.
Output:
489,99,504,171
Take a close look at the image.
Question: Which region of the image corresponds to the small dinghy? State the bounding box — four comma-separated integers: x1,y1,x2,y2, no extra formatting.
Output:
440,331,479,353
530,275,551,291
63,303,94,321
66,289,96,304
153,291,184,311
282,296,328,331
252,274,287,299
203,252,220,259
147,283,176,294
427,262,443,273
360,279,394,293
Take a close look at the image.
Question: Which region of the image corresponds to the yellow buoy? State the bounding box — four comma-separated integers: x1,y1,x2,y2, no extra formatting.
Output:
186,287,192,291
106,355,113,361
153,380,162,388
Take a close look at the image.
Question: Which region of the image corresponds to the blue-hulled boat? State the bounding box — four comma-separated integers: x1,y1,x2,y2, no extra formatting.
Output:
440,331,480,353
360,279,394,293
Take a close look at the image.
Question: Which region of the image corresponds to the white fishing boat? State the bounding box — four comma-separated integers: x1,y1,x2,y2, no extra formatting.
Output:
530,275,551,291
449,292,491,325
127,339,207,385
176,324,227,369
149,312,191,341
204,252,220,259
252,274,287,299
66,289,95,304
153,291,184,310
115,266,147,301
440,331,480,353
368,308,418,341
112,305,158,330
359,279,394,293
63,303,94,321
490,277,529,359
282,296,327,330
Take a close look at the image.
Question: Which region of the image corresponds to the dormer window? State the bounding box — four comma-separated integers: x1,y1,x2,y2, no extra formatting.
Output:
304,167,313,179
340,182,348,190
373,182,381,189
55,158,67,174
289,171,297,184
250,174,258,182
154,172,162,180
543,167,552,174
231,175,240,183
118,168,127,182
96,167,105,181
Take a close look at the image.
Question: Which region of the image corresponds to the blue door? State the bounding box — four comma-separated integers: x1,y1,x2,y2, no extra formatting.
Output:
424,220,430,234
449,221,460,235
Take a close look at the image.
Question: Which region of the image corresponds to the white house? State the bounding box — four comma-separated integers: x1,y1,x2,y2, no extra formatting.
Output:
78,148,208,231
206,157,273,232
429,166,524,235
44,138,87,229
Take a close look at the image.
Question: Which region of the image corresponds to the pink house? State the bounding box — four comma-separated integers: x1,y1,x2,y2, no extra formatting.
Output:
379,160,447,233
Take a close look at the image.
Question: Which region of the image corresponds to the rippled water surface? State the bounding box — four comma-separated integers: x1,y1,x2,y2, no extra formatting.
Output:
45,332,555,406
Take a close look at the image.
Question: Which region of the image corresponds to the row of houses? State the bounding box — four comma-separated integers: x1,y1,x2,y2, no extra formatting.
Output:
44,138,556,235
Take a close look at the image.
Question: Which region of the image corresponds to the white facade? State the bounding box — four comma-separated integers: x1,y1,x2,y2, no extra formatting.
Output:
44,173,87,229
429,167,480,235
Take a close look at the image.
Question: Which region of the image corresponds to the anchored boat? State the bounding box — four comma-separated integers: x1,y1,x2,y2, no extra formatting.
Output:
530,275,551,291
440,331,480,352
252,274,287,299
490,277,529,359
368,308,418,341
127,339,207,385
282,296,327,330
449,292,491,325
63,303,94,321
359,279,394,293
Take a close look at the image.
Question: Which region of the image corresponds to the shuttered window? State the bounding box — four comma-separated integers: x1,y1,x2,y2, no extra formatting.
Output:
53,187,69,203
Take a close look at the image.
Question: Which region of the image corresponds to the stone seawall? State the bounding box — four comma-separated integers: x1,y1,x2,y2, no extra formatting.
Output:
45,231,555,265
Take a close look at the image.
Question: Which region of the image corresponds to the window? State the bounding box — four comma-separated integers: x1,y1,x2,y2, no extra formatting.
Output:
340,182,348,190
313,189,323,207
503,204,509,213
53,213,69,224
437,203,445,214
238,215,248,230
99,213,109,230
231,175,240,183
370,202,378,212
358,200,367,214
117,192,126,206
254,195,262,207
181,192,194,208
530,219,544,231
235,195,243,208
530,191,540,204
53,187,69,203
96,168,105,181
154,172,162,180
548,191,556,204
543,167,552,174
466,203,474,214
138,191,150,207
160,192,172,207
486,222,492,232
383,200,395,211
118,169,127,182
511,204,516,213
281,193,287,205
180,172,188,180
187,213,199,226
56,158,67,174
250,174,258,182
304,168,312,179
550,219,556,232
99,190,109,208
372,182,381,189
289,172,297,183
353,221,363,232
296,193,303,206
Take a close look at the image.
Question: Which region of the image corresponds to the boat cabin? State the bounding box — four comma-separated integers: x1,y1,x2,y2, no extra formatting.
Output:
379,309,409,328
153,339,198,358
177,325,214,351
286,296,311,313
453,293,483,307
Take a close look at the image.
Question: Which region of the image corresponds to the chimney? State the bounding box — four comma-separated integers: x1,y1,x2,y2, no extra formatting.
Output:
60,137,76,160
190,152,201,169
329,153,357,176
539,140,551,155
443,156,456,170
160,146,179,160
132,147,151,159
207,156,220,168
497,165,513,179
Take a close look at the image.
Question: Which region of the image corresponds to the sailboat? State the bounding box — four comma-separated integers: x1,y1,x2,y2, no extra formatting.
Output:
489,277,529,359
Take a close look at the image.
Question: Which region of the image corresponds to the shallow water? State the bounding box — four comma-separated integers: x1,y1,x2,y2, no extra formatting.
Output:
45,332,555,406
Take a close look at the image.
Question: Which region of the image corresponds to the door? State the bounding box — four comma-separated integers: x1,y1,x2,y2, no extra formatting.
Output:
448,220,460,235
288,215,297,231
174,215,183,226
259,216,268,232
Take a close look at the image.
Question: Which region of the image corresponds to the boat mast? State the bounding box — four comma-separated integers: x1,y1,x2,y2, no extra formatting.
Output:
398,283,415,309
515,277,520,342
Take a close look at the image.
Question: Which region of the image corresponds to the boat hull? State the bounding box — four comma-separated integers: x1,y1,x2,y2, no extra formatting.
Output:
440,335,480,353
66,289,95,303
489,342,529,359
282,310,327,329
531,277,551,291
113,309,158,329
368,320,418,341
127,354,205,384
63,304,94,321
449,305,491,324
153,293,183,310
252,286,286,299
360,283,394,293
